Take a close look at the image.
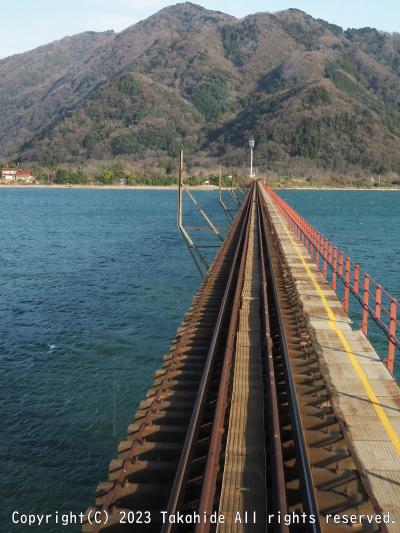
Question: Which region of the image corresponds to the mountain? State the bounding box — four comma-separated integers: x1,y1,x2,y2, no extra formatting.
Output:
1,2,400,178
0,31,115,154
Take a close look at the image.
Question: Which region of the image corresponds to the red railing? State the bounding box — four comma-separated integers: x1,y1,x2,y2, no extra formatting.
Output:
263,184,399,375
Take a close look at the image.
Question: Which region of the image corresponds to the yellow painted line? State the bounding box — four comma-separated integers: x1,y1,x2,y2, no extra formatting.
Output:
265,190,400,455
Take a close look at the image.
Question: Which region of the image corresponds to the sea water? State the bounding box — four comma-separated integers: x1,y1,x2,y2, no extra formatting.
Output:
0,188,398,531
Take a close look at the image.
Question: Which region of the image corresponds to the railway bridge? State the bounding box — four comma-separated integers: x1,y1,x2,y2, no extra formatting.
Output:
83,181,400,532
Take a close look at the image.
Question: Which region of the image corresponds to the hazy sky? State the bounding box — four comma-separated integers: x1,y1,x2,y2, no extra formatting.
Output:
1,0,399,59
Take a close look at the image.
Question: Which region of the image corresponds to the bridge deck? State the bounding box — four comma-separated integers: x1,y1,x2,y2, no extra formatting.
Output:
83,183,400,533
261,185,400,530
217,200,266,531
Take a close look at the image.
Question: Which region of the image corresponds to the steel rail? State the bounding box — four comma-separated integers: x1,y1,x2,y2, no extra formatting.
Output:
86,180,384,533
256,192,289,533
88,182,253,533
194,186,319,532
195,185,254,531
258,184,322,532
161,185,253,533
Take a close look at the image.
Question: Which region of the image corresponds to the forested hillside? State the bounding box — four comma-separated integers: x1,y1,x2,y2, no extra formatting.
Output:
1,3,400,179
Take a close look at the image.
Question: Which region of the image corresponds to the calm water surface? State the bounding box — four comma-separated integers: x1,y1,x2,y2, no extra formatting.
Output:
0,188,399,531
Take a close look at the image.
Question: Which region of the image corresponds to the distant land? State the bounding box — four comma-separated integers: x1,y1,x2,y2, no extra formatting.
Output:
0,2,400,186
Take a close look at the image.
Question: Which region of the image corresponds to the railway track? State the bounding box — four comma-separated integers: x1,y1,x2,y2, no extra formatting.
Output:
83,184,253,532
84,182,383,532
257,185,382,532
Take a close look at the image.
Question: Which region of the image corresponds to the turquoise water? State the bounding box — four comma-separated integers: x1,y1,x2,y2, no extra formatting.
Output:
0,188,398,531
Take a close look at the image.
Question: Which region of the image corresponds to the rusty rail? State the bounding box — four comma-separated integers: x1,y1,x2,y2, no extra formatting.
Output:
162,184,253,533
194,186,254,531
257,196,288,533
83,181,383,533
83,184,253,533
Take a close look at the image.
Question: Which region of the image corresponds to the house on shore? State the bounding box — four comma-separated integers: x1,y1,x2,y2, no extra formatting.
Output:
1,168,35,183
1,168,17,181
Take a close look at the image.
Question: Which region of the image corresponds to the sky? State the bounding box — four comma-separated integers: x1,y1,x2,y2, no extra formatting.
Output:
1,0,399,59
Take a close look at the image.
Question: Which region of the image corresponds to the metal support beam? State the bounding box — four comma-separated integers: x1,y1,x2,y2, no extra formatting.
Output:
218,165,233,223
185,189,223,241
230,167,240,205
177,150,209,277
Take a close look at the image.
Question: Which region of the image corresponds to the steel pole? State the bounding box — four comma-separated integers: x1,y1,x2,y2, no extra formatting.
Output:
219,166,222,202
177,149,183,227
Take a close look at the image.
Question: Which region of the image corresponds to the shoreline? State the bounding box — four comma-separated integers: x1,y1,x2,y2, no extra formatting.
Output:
277,186,400,191
0,184,219,190
0,184,399,191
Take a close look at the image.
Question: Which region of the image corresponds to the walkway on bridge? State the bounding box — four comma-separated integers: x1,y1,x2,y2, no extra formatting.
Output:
261,183,400,530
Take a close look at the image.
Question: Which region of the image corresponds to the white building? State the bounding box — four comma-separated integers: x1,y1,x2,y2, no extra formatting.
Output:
1,168,17,181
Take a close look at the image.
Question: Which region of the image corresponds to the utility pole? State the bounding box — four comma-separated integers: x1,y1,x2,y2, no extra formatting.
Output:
177,150,183,227
249,138,255,178
219,165,222,202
